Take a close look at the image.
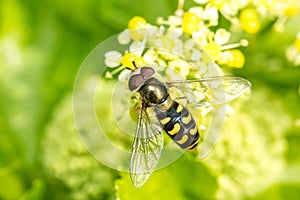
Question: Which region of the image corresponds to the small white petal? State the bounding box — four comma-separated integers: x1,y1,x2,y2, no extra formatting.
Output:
117,30,131,45
193,0,208,4
157,26,165,36
118,69,131,82
221,2,239,16
168,27,183,36
129,40,146,56
104,51,122,68
235,0,249,8
157,17,164,25
198,61,208,74
192,31,208,47
209,6,219,21
203,4,218,20
184,39,195,51
143,49,158,64
189,6,203,18
167,29,182,38
215,29,231,45
191,49,202,61
209,20,219,26
168,16,182,26
144,27,158,38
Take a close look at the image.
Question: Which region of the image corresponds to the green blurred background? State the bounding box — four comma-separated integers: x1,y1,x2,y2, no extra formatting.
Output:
1,0,300,199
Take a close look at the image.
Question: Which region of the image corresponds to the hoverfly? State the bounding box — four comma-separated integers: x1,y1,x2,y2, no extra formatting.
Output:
127,62,251,187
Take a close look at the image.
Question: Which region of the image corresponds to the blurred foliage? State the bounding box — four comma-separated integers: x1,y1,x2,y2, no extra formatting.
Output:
115,155,217,200
0,0,300,199
41,94,117,199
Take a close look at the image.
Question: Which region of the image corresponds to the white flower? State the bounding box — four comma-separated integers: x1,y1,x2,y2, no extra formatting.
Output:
168,58,191,78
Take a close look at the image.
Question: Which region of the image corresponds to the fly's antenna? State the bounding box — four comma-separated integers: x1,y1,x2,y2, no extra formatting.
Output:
132,61,137,69
125,61,138,71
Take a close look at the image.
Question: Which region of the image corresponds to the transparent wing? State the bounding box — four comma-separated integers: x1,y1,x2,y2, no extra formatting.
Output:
166,76,251,107
130,104,164,188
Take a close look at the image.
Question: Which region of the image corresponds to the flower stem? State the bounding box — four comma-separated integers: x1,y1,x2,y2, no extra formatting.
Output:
175,0,185,16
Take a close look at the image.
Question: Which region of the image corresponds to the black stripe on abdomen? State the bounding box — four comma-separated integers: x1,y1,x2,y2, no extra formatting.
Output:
156,101,200,150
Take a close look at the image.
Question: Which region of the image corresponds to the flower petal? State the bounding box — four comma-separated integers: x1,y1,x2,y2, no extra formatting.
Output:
191,49,202,61
143,49,158,64
118,69,131,82
193,0,208,4
118,30,131,45
215,28,231,45
129,40,146,56
104,51,122,68
203,4,219,22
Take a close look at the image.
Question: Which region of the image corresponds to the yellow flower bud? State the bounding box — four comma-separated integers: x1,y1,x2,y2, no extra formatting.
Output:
182,12,200,35
128,16,147,30
121,53,145,69
225,49,245,68
240,8,260,34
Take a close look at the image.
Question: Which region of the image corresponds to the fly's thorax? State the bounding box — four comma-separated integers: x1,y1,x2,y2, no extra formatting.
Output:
138,77,169,105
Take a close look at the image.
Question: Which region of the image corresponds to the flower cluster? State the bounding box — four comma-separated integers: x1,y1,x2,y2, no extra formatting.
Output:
104,0,300,81
193,0,299,32
203,88,292,199
104,2,250,82
105,0,300,81
156,1,250,68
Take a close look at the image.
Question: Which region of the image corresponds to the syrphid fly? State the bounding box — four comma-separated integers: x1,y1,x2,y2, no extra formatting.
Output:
127,62,251,187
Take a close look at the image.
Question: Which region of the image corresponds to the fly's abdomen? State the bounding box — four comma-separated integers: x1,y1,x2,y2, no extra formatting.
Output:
156,101,200,151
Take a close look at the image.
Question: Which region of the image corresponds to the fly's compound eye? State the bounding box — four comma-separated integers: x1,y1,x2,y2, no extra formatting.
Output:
141,67,155,78
128,74,144,91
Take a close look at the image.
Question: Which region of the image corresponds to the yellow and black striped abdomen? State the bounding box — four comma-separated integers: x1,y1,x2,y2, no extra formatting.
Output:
155,101,200,151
